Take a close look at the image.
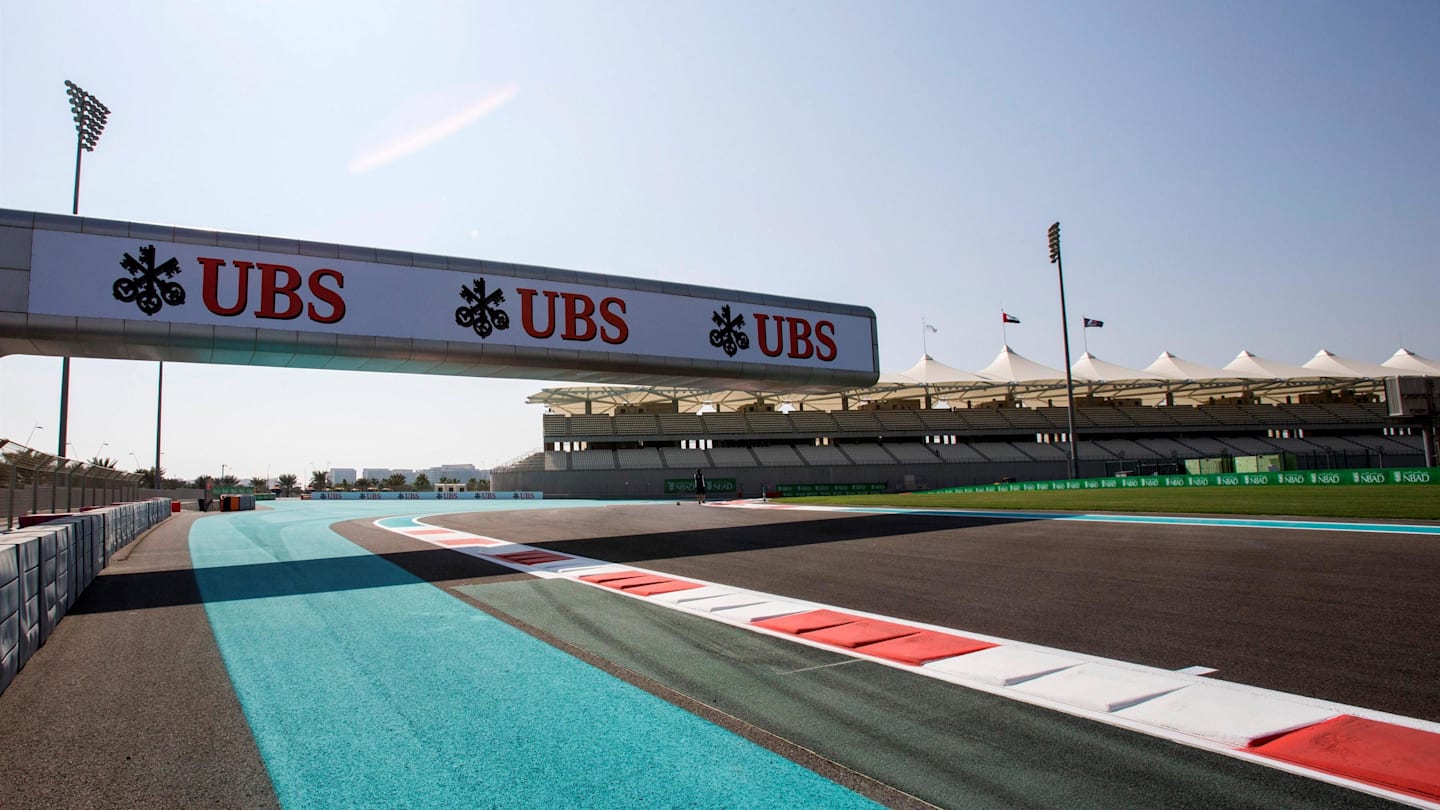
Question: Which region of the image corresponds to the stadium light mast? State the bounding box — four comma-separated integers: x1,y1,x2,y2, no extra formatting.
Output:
58,80,112,458
1049,221,1079,479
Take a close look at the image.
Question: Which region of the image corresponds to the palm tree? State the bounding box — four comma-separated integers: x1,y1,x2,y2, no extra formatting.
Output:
309,470,330,491
385,473,407,491
276,473,298,496
412,472,431,491
89,456,118,468
218,474,240,487
249,476,269,491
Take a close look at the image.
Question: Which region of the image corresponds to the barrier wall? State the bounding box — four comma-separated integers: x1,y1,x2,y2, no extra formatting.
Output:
0,498,172,695
923,467,1440,495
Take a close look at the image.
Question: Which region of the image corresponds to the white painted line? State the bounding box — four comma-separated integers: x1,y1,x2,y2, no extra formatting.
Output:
1175,665,1218,676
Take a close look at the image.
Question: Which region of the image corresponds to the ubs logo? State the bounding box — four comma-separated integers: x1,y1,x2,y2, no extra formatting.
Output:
113,244,185,316
455,277,510,338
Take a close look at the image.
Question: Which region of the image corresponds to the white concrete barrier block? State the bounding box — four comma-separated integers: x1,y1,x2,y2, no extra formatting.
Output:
1114,683,1339,746
711,600,807,623
648,585,732,604
1011,662,1190,712
924,645,1084,686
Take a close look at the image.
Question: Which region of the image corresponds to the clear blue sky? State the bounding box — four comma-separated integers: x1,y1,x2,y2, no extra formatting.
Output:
2,1,1437,482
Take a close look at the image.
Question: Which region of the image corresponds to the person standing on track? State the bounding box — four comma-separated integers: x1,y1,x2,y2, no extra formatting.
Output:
693,468,707,504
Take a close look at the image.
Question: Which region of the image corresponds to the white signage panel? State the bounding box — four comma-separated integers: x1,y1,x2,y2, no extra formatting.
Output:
28,231,875,375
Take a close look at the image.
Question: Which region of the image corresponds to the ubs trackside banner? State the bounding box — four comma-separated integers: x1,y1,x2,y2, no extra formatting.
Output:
28,230,875,375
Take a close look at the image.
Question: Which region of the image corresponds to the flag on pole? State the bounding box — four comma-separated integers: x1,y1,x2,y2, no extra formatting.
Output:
925,324,938,333
1002,312,1020,324
1083,317,1104,328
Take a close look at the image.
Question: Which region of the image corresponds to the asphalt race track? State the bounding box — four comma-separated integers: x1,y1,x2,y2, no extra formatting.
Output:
410,501,1440,722
0,499,1435,809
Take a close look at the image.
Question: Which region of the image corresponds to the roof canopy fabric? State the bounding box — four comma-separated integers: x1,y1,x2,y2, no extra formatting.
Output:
1223,350,1319,380
1384,348,1440,375
529,346,1433,414
1071,352,1151,382
979,346,1065,382
1303,349,1394,378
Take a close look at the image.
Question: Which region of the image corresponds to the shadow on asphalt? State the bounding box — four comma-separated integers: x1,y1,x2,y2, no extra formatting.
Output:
502,513,1038,565
69,546,522,613
70,513,1030,614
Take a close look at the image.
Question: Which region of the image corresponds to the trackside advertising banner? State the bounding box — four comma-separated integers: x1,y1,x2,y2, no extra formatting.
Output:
308,491,542,500
665,478,736,495
923,467,1440,495
28,231,875,375
777,482,887,496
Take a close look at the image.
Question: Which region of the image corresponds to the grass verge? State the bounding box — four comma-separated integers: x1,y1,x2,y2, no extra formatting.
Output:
781,484,1440,521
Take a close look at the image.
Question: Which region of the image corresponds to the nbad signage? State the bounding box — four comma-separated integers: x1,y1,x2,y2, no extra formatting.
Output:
27,230,876,377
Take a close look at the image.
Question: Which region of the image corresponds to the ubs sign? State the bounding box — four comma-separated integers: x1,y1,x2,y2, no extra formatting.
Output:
14,216,878,390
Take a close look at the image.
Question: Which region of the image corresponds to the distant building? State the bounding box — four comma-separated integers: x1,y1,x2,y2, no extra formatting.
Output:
331,467,356,485
424,463,485,482
361,468,391,482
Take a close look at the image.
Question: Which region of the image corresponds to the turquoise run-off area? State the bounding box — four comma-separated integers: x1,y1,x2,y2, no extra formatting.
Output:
189,499,878,809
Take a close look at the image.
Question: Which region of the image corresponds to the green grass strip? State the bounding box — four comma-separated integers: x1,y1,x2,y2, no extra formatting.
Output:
782,484,1440,520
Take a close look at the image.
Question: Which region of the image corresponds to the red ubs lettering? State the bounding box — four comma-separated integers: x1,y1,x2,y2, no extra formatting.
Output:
753,314,837,361
197,257,346,324
517,288,628,345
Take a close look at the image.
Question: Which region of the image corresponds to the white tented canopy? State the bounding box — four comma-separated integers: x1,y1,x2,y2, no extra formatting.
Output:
1143,351,1252,381
1302,349,1395,378
530,345,1432,413
1224,350,1318,380
881,354,991,384
1071,352,1151,382
979,346,1066,382
1383,348,1440,376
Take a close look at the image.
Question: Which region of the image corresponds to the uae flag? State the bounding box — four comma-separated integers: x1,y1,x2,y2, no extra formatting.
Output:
1084,317,1104,328
1002,312,1020,324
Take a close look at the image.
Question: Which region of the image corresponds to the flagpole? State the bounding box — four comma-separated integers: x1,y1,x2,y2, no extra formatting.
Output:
922,316,929,356
1000,308,1008,345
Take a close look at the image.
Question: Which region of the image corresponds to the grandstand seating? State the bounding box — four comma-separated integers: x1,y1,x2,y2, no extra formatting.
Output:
796,445,849,465
745,413,795,435
570,450,617,470
708,447,759,467
516,400,1423,497
970,442,1032,462
788,410,840,433
614,415,659,436
1018,442,1069,461
1218,436,1283,455
658,413,704,436
615,448,665,469
752,445,805,466
884,443,942,464
660,447,709,469
839,444,898,465
934,444,990,463
700,413,750,434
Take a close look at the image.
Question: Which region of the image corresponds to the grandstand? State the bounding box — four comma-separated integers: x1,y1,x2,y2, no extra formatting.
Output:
492,346,1440,497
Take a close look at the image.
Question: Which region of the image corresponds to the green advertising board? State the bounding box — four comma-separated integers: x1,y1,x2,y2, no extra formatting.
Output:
665,477,737,495
923,467,1440,495
776,482,887,497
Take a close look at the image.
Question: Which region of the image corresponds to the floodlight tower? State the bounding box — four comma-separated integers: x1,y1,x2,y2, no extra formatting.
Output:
58,81,111,458
1049,222,1079,480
